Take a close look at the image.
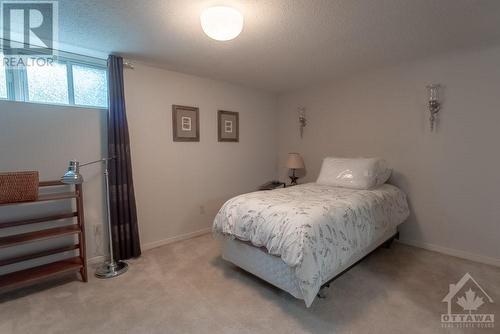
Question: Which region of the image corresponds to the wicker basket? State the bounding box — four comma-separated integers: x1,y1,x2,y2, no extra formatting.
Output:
0,171,39,204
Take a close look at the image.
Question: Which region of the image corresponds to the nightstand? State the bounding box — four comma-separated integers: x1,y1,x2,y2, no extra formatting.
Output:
258,181,286,191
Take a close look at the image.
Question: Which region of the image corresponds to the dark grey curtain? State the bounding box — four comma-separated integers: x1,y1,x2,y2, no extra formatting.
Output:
107,55,141,260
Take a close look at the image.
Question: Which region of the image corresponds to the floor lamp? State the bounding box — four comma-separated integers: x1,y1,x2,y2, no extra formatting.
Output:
61,158,128,278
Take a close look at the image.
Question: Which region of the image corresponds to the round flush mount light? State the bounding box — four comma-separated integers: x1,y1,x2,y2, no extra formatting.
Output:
200,6,243,41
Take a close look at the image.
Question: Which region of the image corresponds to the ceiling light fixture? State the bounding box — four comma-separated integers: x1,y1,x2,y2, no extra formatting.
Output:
200,6,243,41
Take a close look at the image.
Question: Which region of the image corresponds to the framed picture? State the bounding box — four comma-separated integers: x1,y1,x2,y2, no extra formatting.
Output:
172,105,199,142
218,110,239,142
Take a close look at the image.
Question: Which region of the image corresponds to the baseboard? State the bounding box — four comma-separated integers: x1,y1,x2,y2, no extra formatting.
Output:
90,234,499,267
85,228,212,263
87,255,106,265
142,227,212,251
398,239,500,267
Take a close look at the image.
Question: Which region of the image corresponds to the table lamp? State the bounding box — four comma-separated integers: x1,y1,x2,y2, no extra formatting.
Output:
286,153,305,185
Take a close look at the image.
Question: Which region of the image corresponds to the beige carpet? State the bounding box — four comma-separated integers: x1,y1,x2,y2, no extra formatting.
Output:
0,234,498,334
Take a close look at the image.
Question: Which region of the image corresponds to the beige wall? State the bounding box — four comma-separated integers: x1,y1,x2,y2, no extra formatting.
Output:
0,101,107,273
124,64,278,249
277,46,500,266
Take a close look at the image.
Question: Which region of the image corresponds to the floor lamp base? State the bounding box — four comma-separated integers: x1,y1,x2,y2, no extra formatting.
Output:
95,260,128,279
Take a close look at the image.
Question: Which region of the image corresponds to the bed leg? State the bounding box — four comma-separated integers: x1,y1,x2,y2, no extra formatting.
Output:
317,283,331,299
384,232,399,249
317,288,328,299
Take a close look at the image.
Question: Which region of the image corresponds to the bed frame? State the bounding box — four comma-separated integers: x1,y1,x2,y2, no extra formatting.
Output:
317,231,399,298
221,228,400,302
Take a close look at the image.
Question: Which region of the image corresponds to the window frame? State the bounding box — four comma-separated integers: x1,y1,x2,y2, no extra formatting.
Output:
69,61,109,109
1,56,108,109
0,62,10,100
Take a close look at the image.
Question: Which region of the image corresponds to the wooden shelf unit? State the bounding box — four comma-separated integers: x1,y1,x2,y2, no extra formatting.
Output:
0,180,87,291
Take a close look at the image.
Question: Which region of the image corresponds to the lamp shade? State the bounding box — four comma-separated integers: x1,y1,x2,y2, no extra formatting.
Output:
286,153,305,169
61,160,83,185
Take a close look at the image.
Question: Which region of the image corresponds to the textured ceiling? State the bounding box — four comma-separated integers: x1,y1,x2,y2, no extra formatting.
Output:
56,0,500,93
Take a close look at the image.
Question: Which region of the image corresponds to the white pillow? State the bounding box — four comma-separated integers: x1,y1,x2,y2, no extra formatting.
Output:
316,157,392,190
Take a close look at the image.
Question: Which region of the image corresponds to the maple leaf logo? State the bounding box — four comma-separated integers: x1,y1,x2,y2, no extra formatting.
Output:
456,289,485,313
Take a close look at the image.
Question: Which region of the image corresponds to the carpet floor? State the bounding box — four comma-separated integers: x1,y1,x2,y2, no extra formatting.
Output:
0,234,498,334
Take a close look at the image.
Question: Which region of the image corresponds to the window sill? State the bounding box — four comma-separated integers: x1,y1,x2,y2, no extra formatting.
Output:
0,99,108,111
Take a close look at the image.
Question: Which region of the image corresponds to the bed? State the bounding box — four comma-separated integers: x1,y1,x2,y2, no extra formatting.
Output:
213,181,410,307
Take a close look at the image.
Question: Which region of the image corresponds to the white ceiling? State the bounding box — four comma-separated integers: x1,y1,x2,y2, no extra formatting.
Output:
58,0,500,93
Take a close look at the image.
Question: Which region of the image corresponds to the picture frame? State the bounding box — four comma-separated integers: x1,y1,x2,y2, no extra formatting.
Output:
218,110,239,142
172,105,200,142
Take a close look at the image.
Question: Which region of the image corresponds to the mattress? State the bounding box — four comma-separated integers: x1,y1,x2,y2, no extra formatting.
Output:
213,182,409,306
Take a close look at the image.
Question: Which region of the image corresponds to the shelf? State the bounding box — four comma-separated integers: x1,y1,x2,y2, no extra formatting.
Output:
0,192,78,207
0,212,78,229
38,192,78,202
39,181,65,187
0,257,82,289
0,225,81,249
0,179,87,289
0,244,80,267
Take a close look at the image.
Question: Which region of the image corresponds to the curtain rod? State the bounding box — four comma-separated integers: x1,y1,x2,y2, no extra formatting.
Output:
0,38,134,69
123,61,134,69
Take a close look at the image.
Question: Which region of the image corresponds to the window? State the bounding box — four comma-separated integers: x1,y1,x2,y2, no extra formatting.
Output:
0,59,7,99
27,62,69,104
0,56,108,108
73,65,107,108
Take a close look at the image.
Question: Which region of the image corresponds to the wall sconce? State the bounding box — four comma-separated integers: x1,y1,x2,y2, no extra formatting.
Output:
426,84,441,131
297,107,307,138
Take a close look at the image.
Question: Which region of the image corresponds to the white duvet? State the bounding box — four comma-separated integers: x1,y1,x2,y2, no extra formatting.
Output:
213,183,410,307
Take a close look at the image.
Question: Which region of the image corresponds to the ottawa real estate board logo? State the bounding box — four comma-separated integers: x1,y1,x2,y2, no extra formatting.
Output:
1,1,58,67
441,273,495,329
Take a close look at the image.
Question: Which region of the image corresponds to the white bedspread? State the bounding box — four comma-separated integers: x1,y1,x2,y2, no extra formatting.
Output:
213,183,410,307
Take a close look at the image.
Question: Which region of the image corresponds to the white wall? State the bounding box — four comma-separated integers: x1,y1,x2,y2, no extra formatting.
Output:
277,46,500,266
124,64,278,249
3,45,497,271
0,101,107,273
